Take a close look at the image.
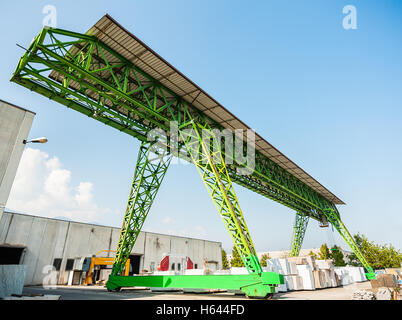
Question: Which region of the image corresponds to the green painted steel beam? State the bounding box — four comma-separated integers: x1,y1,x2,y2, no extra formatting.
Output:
178,114,262,274
112,140,172,276
321,207,375,278
290,213,309,257
106,273,284,298
10,27,335,219
228,171,321,220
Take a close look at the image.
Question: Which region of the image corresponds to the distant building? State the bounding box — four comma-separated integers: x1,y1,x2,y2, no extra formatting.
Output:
0,211,222,286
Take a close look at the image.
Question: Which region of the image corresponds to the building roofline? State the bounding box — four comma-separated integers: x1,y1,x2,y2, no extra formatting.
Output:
3,211,222,245
0,99,36,115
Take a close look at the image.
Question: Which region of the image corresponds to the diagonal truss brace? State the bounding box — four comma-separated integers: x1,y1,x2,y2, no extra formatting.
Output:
322,208,375,279
177,114,262,275
290,213,309,257
112,140,172,276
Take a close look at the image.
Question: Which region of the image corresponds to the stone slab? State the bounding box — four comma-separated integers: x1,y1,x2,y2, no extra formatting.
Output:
0,265,27,298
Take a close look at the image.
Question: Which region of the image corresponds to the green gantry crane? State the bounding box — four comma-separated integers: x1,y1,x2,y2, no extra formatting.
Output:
10,15,375,298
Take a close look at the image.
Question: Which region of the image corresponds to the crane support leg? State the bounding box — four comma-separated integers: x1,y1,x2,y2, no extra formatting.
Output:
110,140,172,277
106,123,284,297
322,208,376,279
290,213,309,257
178,119,262,276
174,120,283,297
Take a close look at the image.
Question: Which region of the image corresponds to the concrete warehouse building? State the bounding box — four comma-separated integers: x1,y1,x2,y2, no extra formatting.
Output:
0,211,223,286
0,99,222,289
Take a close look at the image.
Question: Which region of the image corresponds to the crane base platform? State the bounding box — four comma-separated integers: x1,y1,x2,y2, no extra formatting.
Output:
106,272,284,298
365,272,376,280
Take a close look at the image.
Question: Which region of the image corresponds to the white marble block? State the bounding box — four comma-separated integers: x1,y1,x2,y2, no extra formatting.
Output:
291,275,304,290
288,261,298,275
334,267,353,286
284,275,294,291
0,265,27,299
265,260,279,273
277,283,288,292
315,260,334,270
277,259,290,275
305,256,317,270
329,269,338,287
323,270,332,287
185,269,205,275
230,267,249,275
296,264,315,290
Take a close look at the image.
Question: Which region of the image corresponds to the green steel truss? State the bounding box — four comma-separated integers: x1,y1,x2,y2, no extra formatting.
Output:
107,273,284,298
323,208,374,277
178,116,261,274
10,27,334,220
10,26,375,279
112,140,172,276
290,213,310,257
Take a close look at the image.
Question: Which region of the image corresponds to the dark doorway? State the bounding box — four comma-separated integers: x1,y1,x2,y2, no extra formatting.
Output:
0,245,26,265
129,255,141,275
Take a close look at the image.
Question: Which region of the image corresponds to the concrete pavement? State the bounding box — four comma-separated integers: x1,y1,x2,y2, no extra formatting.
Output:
20,281,372,300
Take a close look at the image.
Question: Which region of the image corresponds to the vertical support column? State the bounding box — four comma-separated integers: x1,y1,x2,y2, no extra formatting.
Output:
290,213,309,257
323,207,375,279
179,118,262,275
111,140,172,277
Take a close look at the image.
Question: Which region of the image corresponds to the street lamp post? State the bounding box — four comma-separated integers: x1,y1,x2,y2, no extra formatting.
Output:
23,137,48,145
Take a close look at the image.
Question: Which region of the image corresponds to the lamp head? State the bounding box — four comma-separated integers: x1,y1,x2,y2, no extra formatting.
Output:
23,137,48,144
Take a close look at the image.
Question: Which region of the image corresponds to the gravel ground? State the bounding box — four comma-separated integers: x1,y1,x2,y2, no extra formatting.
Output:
275,281,372,300
21,281,373,300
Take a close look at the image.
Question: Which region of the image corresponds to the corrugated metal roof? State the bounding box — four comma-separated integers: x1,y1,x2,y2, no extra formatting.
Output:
63,14,345,205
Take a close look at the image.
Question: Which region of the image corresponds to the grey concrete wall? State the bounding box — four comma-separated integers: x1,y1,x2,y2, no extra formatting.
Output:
0,100,35,219
0,212,222,286
0,100,35,222
0,265,27,298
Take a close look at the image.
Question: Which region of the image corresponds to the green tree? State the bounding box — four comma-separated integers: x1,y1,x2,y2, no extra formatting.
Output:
348,233,402,269
230,246,245,267
221,249,230,270
259,253,270,267
348,233,364,267
318,244,331,260
330,245,346,266
308,250,318,259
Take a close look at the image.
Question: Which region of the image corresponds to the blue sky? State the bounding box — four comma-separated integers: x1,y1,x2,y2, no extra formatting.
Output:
1,0,402,253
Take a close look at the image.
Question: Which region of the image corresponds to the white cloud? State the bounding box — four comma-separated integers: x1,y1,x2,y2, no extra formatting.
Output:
6,148,111,223
162,216,174,224
176,226,208,239
194,226,207,238
150,224,208,240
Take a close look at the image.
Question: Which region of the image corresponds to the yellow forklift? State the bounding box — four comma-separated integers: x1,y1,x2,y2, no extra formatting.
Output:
84,250,130,285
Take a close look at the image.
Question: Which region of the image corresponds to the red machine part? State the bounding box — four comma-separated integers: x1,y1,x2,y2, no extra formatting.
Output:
158,255,170,271
157,255,194,271
186,257,194,270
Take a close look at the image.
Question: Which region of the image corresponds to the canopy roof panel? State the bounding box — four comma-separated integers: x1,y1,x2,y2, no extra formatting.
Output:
83,14,343,205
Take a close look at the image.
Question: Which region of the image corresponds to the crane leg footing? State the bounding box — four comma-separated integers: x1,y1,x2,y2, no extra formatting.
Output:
365,272,376,280
106,273,283,299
